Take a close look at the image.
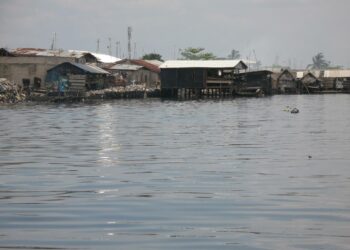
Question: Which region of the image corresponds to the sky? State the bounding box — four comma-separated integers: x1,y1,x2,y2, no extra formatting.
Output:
1,0,349,68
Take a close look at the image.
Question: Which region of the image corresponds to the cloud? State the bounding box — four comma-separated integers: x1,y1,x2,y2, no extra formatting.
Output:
1,0,350,67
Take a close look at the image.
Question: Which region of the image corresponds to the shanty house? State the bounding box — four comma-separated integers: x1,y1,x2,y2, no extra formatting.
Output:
0,49,75,90
235,70,273,96
272,69,297,94
0,48,101,90
296,72,321,93
107,59,160,88
160,60,247,91
46,62,110,93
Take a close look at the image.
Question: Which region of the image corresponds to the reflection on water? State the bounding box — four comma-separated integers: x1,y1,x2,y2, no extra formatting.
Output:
1,95,350,250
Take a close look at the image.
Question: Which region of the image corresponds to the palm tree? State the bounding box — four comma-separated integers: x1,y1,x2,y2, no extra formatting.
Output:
307,52,330,69
228,49,240,59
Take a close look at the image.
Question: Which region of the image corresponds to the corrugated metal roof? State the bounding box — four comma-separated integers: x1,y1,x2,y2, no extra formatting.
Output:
324,70,350,78
160,60,247,69
144,60,163,66
69,50,121,63
112,59,161,73
11,48,98,60
11,48,121,63
109,64,143,71
90,53,121,63
131,60,160,73
70,62,110,74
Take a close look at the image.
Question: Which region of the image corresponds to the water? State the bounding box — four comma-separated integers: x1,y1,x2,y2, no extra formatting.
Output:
1,95,350,250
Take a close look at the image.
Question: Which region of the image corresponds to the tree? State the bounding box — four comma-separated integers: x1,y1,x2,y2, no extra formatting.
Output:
307,52,330,69
142,53,163,61
227,49,240,59
180,47,216,60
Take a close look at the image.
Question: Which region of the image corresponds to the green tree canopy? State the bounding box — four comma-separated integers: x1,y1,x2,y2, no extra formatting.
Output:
307,52,330,69
227,49,240,59
142,53,163,61
180,47,216,60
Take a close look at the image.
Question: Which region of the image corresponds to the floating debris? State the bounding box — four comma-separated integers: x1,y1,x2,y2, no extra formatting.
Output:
291,108,299,114
283,106,299,114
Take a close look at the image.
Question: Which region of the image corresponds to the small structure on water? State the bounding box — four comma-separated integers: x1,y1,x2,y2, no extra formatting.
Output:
160,60,247,98
272,69,297,94
46,62,110,94
235,70,273,96
297,72,321,94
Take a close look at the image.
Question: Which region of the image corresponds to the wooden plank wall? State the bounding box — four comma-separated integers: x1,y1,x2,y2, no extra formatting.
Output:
68,74,86,92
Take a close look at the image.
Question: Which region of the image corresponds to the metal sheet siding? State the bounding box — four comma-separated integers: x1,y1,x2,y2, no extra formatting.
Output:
161,68,206,89
160,60,247,69
324,70,350,78
161,69,177,89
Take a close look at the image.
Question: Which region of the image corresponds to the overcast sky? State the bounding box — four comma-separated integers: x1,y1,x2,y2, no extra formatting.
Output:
1,0,349,68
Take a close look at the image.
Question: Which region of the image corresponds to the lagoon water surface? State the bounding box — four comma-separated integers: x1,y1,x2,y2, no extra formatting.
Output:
1,95,350,250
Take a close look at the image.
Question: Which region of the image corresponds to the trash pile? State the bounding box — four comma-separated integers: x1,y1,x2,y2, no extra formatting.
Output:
0,78,26,104
86,84,160,99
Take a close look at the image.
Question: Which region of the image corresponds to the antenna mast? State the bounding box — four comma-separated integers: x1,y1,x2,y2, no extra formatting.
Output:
116,41,120,58
128,26,132,59
50,32,56,50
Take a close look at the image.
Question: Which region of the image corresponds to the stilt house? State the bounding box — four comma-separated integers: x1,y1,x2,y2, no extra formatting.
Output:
160,60,247,97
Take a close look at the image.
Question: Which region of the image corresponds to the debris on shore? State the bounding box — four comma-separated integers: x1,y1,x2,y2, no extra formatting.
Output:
0,78,26,104
86,84,160,99
24,84,160,103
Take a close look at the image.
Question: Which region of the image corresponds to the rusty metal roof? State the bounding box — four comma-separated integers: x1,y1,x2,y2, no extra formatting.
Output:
11,48,121,64
10,48,95,59
113,59,161,73
130,60,160,73
144,60,163,66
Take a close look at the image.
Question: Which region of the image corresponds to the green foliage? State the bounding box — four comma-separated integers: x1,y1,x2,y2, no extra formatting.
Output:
227,49,240,59
180,47,216,60
307,52,330,69
142,53,163,61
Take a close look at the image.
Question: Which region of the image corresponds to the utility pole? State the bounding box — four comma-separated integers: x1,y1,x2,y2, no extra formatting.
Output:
50,32,57,50
96,39,100,53
128,26,132,59
108,37,112,56
116,41,121,58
